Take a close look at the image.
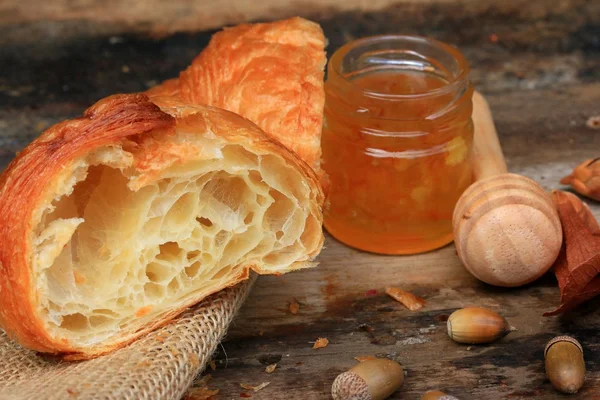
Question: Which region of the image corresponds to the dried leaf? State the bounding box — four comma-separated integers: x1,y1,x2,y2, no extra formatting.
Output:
354,355,377,362
265,364,277,373
560,158,600,201
312,337,329,349
240,382,270,392
289,299,299,315
385,287,426,311
209,360,216,371
544,191,600,316
561,192,600,231
546,276,600,316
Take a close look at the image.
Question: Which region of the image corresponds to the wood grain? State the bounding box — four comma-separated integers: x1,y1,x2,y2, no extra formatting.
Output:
1,0,599,398
471,91,507,180
0,0,554,38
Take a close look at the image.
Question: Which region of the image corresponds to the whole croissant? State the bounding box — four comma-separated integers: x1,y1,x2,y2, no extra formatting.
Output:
0,18,326,359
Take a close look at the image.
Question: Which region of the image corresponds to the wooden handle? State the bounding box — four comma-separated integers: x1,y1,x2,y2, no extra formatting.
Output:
472,91,508,180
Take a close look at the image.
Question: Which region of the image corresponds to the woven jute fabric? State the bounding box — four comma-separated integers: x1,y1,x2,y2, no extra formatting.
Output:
0,276,255,400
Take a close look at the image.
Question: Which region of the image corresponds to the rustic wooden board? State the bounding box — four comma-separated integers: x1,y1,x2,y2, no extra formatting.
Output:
1,0,599,399
205,85,600,400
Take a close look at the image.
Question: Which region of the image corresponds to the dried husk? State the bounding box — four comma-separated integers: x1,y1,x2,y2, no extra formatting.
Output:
544,191,600,316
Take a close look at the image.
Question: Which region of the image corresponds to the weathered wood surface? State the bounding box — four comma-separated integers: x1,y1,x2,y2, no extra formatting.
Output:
1,0,600,399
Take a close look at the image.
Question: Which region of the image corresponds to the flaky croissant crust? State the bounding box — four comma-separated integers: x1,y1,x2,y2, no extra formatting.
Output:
0,94,323,358
147,17,326,173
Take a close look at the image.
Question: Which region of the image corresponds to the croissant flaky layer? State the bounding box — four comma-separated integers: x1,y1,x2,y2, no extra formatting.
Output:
0,94,324,358
147,17,326,173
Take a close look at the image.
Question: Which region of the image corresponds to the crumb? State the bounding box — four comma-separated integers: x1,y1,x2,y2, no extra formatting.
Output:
121,65,131,73
66,388,78,397
365,289,377,296
289,299,300,315
489,33,499,43
240,393,252,398
240,382,270,392
265,364,277,373
312,338,329,349
190,354,200,368
466,346,472,351
586,116,600,130
184,386,219,400
209,360,216,371
296,361,303,366
35,121,48,132
354,355,377,362
385,287,426,311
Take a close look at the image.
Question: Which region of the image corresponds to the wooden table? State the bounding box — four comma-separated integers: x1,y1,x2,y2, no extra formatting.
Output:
1,0,599,398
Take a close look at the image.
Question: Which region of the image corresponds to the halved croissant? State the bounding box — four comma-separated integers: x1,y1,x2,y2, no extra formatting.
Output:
0,18,326,359
0,94,323,359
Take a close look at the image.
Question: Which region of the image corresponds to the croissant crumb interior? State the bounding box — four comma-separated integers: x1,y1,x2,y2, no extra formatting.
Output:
32,131,320,346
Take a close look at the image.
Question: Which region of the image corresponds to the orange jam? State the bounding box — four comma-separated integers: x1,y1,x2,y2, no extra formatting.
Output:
322,36,474,254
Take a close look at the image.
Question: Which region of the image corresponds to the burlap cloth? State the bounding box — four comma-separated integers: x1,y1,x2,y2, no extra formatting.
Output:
0,275,255,400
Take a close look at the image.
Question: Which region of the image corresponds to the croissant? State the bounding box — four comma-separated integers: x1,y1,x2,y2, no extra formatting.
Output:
147,17,326,173
0,18,325,359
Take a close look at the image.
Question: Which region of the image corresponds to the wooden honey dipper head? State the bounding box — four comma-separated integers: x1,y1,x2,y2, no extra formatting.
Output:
453,173,563,287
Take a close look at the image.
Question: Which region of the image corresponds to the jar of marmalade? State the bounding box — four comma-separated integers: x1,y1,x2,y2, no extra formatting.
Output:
322,35,474,255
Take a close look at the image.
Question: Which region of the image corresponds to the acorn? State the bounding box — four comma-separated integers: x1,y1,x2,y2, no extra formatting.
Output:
422,390,459,399
331,358,404,400
545,336,585,394
447,307,516,344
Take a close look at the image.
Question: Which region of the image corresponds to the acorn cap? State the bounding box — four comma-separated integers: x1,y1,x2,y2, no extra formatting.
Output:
544,335,583,357
331,358,404,400
332,372,370,400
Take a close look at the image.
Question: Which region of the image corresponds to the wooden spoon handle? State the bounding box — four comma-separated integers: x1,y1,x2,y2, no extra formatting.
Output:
472,91,508,180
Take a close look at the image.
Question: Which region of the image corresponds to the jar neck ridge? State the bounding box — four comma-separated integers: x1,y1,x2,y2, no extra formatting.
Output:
326,35,472,122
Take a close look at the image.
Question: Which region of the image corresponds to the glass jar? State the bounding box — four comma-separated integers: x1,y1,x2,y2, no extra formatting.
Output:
322,35,474,255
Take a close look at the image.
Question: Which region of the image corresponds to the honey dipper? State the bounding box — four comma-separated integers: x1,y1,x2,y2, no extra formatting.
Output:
452,92,563,287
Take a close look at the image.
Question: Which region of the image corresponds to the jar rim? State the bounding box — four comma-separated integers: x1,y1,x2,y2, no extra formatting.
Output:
328,35,470,100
